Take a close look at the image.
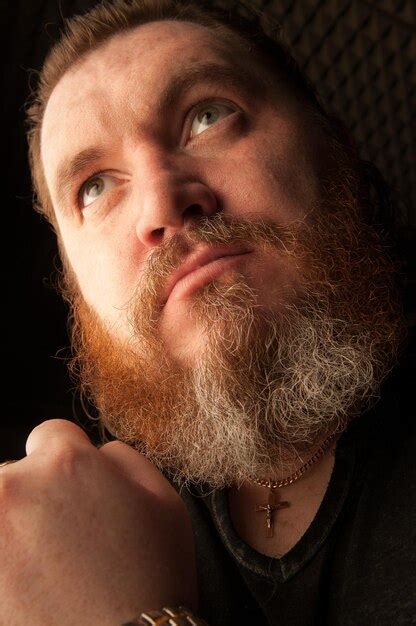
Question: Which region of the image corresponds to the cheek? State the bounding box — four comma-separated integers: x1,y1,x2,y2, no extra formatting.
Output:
263,151,319,223
218,128,319,226
58,221,141,325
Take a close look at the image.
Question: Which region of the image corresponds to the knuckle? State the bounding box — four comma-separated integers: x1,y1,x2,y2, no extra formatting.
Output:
26,419,88,456
99,439,127,453
30,418,69,436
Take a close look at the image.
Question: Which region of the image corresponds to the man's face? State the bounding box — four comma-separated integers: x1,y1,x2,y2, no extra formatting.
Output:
41,19,323,364
39,20,401,487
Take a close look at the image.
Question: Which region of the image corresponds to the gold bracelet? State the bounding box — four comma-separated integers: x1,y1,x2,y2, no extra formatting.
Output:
122,606,209,626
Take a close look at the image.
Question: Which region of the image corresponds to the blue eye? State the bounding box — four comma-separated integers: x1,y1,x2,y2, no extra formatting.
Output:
80,174,115,208
189,103,234,139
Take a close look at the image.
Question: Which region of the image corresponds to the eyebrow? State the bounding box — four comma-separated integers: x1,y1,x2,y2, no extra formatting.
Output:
55,146,107,209
53,61,262,209
154,60,262,114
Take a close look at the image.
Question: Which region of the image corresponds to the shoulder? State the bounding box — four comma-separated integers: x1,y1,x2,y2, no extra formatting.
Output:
328,341,416,624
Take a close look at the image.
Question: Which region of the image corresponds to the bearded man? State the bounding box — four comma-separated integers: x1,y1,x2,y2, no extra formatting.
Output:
1,0,414,624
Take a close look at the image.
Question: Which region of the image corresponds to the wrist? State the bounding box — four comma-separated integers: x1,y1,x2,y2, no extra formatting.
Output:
122,605,209,625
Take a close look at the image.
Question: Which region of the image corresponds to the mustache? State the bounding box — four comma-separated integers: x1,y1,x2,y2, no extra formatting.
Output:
129,212,298,311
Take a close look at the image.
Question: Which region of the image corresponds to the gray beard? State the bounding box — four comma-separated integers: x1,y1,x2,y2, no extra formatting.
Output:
65,212,404,489
131,281,398,487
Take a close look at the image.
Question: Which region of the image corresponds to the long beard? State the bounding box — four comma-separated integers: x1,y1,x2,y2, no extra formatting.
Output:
61,192,405,489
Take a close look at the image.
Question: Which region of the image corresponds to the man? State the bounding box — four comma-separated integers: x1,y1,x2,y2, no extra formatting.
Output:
1,0,413,624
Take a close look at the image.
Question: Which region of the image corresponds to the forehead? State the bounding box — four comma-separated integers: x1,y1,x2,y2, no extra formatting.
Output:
45,19,243,109
41,20,252,184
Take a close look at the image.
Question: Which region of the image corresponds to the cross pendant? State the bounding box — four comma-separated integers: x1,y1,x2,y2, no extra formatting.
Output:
255,488,290,537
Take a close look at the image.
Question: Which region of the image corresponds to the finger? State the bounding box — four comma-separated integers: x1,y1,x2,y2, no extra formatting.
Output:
99,440,172,498
25,419,92,456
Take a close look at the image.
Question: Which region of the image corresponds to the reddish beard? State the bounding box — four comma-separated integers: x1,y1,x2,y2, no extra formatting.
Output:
59,191,404,489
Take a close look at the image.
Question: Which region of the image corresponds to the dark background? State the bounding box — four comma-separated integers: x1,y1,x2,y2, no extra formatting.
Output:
3,0,415,458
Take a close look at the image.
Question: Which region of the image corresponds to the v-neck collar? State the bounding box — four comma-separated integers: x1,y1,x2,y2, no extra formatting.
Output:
204,403,383,584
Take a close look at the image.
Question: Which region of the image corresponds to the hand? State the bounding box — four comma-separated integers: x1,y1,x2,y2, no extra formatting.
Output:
0,419,197,626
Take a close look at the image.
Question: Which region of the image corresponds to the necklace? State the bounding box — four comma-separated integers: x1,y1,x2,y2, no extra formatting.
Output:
248,432,338,537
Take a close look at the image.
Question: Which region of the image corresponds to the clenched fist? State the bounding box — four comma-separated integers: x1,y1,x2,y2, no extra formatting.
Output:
0,419,197,626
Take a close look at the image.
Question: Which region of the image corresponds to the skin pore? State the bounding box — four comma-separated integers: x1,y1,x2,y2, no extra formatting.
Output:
41,20,321,350
40,20,402,558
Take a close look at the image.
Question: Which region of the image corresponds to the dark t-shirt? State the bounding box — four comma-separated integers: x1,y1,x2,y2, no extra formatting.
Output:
174,357,415,625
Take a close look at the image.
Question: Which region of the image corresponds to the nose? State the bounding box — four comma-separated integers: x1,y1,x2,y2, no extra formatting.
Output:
135,170,219,249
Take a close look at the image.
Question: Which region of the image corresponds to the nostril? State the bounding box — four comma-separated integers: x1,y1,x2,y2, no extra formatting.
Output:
184,204,204,220
152,227,165,238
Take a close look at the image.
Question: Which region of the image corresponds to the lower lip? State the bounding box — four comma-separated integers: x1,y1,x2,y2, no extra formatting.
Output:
166,252,252,304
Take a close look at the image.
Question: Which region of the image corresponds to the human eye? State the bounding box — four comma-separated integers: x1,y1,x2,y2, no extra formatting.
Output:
188,101,237,139
78,173,117,208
